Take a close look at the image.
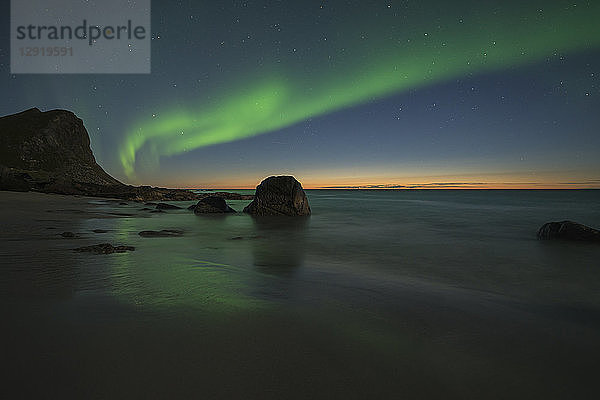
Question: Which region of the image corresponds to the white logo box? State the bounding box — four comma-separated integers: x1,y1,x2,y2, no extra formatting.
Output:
11,0,151,74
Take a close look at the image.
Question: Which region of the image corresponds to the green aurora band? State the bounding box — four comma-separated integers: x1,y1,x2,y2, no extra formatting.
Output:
120,2,600,179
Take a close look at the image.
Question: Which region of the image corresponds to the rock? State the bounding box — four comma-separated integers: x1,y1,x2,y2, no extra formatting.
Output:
193,196,236,214
229,235,264,240
156,203,182,210
61,231,75,238
138,229,184,237
150,209,164,213
139,207,153,211
119,202,128,205
0,165,31,191
537,221,600,242
243,176,311,216
92,229,108,233
73,243,135,254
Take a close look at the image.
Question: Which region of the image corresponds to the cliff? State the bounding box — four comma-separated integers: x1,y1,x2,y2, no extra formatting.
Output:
0,108,204,201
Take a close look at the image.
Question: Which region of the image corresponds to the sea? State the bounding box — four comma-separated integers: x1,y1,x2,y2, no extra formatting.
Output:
2,189,600,399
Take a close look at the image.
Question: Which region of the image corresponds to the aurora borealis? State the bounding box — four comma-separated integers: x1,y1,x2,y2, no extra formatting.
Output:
119,1,600,180
1,0,599,188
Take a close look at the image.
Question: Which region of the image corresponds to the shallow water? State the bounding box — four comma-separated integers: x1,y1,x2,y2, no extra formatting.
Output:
2,190,600,399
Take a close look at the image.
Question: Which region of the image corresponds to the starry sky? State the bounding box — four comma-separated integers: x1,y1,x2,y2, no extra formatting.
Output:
0,0,599,189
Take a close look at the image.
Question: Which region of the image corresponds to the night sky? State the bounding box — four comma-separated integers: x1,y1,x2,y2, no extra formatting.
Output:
0,0,599,188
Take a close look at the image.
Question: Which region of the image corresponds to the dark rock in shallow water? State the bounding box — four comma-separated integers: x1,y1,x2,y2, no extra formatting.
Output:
193,196,236,214
92,229,108,233
243,176,311,216
150,209,165,213
537,221,600,242
229,235,264,240
156,203,182,210
138,229,184,237
73,243,135,254
61,231,75,238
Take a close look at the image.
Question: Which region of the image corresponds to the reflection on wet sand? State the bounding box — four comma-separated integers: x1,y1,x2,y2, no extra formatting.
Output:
0,242,81,299
250,216,309,276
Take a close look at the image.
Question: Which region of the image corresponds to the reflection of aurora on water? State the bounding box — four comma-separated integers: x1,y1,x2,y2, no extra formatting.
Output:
99,214,312,310
119,2,600,179
84,212,272,311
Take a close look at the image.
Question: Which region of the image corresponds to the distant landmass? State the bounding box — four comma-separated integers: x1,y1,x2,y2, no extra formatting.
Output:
0,108,250,201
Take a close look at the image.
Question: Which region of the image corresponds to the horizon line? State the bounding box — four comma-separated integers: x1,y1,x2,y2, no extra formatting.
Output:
178,186,600,191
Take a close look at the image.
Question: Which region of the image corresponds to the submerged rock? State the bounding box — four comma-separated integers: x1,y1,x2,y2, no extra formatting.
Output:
73,243,135,254
138,229,184,237
61,231,76,238
537,221,600,242
156,203,182,210
193,196,236,214
243,176,311,216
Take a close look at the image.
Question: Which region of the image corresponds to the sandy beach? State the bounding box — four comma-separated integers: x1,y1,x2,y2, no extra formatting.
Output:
2,189,600,399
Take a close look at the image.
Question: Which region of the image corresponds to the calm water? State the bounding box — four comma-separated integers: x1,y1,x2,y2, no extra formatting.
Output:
2,190,600,399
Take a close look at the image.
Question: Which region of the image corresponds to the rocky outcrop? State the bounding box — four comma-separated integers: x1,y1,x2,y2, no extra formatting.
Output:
0,108,253,202
243,176,310,216
537,221,600,242
73,243,135,254
138,229,184,237
192,196,236,214
155,203,182,210
0,108,128,196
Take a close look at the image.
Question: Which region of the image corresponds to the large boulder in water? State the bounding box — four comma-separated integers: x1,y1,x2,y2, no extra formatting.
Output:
193,196,236,214
243,176,310,216
537,221,600,242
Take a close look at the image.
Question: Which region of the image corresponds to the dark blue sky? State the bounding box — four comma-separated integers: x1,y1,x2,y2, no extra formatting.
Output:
0,0,598,188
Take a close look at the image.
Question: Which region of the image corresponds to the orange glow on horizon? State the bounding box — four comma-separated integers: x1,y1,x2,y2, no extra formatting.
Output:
145,170,600,190
184,181,600,190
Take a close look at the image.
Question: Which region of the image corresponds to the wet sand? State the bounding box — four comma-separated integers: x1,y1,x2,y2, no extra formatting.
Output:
2,190,599,399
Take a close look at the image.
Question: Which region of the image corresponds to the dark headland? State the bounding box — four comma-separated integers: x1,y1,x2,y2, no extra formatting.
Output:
0,107,251,202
